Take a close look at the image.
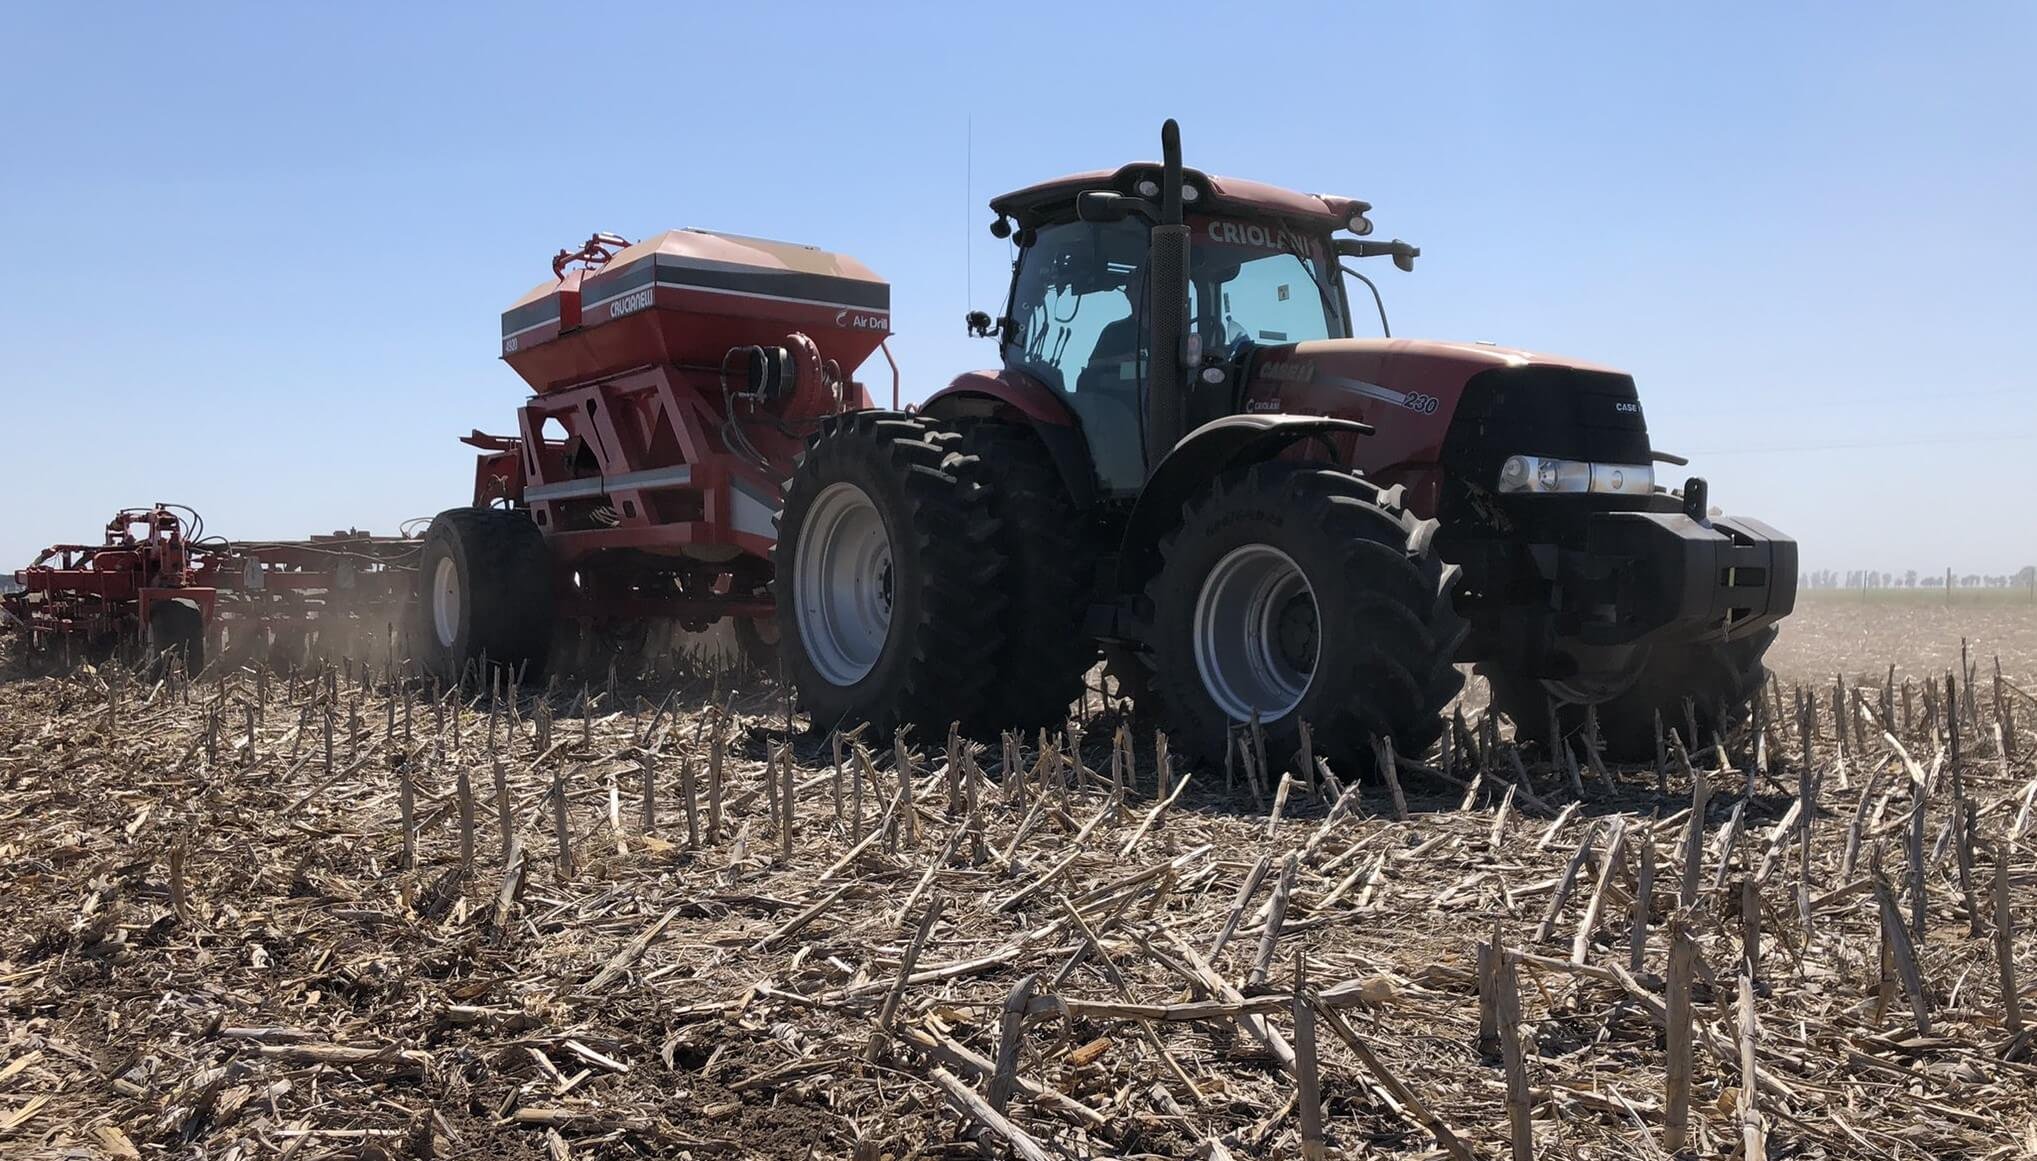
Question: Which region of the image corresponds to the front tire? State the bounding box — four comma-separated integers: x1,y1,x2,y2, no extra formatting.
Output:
775,411,1006,737
412,507,554,684
1144,463,1465,778
1490,626,1778,763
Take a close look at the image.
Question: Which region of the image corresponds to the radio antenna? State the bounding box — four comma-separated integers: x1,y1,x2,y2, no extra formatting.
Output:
964,114,974,309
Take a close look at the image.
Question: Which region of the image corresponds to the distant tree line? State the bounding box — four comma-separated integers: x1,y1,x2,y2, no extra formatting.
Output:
1801,566,2037,590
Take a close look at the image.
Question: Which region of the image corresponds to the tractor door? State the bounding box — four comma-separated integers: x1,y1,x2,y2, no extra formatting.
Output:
1001,219,1153,495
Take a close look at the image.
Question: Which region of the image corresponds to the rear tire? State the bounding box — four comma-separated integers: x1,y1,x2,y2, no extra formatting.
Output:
954,421,1095,731
1144,463,1465,779
775,411,1006,737
412,507,554,684
147,598,205,672
1490,626,1778,763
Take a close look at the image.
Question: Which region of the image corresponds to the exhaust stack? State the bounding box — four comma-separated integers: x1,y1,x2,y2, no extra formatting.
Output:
1144,119,1190,472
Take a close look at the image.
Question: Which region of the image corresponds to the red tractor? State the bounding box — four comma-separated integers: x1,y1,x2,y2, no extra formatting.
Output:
772,121,1796,770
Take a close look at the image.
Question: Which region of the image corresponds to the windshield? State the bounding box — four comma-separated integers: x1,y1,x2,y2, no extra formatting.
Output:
1190,218,1346,353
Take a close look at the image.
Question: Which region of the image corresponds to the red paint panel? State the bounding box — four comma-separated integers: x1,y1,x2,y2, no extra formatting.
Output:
1243,338,1625,519
922,370,1075,427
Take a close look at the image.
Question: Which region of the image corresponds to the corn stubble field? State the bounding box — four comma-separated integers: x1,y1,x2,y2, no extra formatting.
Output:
2,593,2033,1160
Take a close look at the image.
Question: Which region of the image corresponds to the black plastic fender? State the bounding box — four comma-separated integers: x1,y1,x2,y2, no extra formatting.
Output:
1114,413,1373,594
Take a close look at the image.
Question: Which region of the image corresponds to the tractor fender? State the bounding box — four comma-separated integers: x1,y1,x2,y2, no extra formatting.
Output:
920,371,1098,508
1114,414,1373,593
921,370,1076,428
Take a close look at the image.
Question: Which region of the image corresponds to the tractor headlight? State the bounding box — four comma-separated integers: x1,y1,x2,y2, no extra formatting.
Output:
1498,455,1654,496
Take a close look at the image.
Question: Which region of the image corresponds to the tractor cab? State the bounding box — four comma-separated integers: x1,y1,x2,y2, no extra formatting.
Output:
973,162,1399,494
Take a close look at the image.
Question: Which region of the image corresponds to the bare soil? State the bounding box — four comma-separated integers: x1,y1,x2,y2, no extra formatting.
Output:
1771,590,2037,687
1,612,2032,1160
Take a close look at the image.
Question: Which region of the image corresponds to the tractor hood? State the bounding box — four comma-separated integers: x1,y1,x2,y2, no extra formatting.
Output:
1240,337,1652,503
1244,337,1629,399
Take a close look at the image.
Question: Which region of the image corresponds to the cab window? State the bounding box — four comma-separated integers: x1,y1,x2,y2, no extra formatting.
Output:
1190,221,1344,353
1002,219,1147,397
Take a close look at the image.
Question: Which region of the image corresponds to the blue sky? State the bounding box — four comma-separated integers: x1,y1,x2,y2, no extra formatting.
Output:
2,2,2032,574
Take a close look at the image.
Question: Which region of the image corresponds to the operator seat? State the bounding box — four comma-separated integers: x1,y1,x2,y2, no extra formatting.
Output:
1067,316,1147,494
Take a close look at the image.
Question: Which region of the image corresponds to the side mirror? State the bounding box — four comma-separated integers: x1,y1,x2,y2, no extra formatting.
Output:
1077,191,1132,223
965,310,996,338
1078,190,1161,225
1335,237,1421,272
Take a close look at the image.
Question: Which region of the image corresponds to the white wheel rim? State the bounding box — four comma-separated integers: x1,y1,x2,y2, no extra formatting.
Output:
1193,544,1319,722
793,482,893,686
431,556,461,648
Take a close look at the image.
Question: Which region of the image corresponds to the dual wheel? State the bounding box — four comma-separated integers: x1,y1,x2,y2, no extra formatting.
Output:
777,415,1465,776
774,412,1010,735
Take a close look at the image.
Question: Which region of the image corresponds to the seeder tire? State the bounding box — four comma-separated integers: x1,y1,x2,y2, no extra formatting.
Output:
413,507,554,684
